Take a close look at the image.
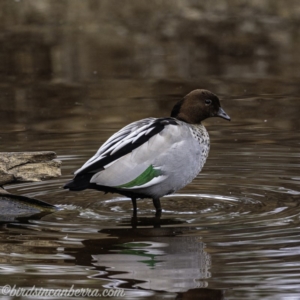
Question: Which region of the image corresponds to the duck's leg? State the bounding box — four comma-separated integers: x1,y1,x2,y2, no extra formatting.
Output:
152,198,162,217
131,197,137,217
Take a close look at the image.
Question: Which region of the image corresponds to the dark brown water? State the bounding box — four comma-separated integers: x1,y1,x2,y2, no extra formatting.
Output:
1,80,300,300
1,1,300,299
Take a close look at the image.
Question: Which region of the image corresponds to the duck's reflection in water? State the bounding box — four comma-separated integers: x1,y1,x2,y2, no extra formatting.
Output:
72,217,223,296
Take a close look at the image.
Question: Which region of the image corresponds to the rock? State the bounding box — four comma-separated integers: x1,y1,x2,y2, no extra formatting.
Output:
0,192,56,223
0,151,61,186
0,187,10,194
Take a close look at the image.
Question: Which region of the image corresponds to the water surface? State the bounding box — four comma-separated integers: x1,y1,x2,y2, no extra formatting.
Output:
1,79,300,300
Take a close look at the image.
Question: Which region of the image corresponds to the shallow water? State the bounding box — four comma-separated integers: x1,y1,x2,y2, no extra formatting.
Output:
1,79,300,300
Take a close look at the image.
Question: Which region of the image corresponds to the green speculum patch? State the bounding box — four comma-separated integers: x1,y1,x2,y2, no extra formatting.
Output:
115,165,160,188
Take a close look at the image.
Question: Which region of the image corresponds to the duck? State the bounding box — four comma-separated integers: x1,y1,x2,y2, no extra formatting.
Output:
64,89,230,216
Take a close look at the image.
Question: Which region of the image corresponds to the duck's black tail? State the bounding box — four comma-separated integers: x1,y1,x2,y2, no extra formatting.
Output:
63,173,94,191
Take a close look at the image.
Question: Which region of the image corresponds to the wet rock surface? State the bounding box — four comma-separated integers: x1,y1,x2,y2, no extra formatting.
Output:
0,192,56,223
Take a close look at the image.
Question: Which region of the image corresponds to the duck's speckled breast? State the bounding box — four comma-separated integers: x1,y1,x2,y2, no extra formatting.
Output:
189,123,210,169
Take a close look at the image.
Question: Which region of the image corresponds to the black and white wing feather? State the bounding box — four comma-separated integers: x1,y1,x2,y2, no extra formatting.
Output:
74,117,178,176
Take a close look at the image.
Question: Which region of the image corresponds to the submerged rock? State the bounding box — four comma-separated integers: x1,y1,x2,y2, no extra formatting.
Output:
0,192,56,223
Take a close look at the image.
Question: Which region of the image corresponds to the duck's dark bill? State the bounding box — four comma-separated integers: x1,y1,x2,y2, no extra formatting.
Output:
216,107,231,121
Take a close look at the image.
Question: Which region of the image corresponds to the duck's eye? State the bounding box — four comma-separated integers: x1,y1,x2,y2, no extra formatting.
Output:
205,99,212,105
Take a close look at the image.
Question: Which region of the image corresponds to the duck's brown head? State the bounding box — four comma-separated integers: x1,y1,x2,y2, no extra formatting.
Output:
171,89,230,124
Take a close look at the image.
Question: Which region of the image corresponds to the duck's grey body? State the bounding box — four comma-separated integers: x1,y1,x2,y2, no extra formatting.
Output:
66,118,209,198
93,119,209,199
64,89,230,216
